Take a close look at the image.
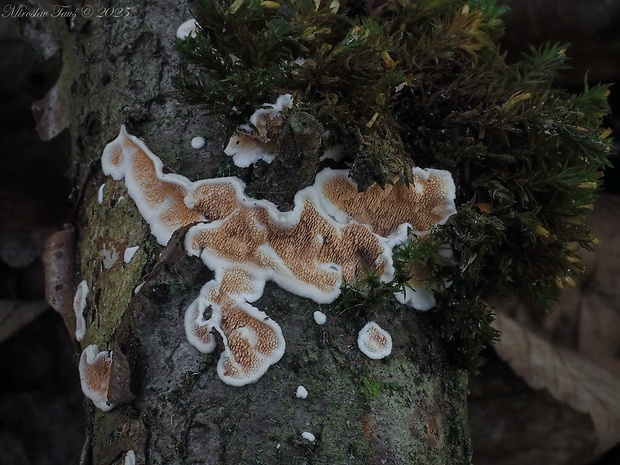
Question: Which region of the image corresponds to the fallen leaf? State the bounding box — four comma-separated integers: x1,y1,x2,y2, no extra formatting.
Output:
0,300,49,344
492,311,620,455
31,65,71,141
490,194,620,456
42,229,76,339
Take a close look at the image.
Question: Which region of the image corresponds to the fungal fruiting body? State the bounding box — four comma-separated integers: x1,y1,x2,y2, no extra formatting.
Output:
124,246,140,264
313,310,327,325
357,322,393,360
124,451,136,465
302,431,316,442
223,94,293,168
79,345,115,412
296,385,309,399
73,280,89,341
176,19,197,40
191,136,205,149
98,183,105,204
101,126,456,385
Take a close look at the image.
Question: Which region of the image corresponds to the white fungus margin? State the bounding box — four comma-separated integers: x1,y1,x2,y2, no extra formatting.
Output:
357,321,392,360
73,280,89,341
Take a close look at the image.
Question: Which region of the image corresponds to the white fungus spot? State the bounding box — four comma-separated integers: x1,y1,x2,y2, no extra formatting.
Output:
124,246,140,264
301,431,316,442
98,183,105,205
176,19,197,40
191,136,205,149
73,280,89,341
357,321,392,360
124,450,136,465
313,310,327,325
296,385,309,399
134,281,145,295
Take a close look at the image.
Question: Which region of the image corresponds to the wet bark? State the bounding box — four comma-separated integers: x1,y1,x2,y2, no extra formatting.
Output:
27,1,472,464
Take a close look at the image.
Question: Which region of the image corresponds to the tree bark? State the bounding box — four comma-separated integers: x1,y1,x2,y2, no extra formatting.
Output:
28,1,472,463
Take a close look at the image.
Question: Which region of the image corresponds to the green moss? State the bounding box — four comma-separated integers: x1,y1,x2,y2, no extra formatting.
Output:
174,0,613,369
359,377,382,401
80,180,153,348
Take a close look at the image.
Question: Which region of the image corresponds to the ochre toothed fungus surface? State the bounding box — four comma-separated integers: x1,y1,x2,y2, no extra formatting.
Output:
357,321,393,360
79,344,115,412
170,0,613,371
224,94,294,168
101,124,456,385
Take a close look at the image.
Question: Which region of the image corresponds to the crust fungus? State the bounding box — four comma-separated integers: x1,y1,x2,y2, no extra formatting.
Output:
357,321,392,360
301,431,316,442
184,268,286,386
296,385,309,399
176,19,197,40
124,450,136,465
317,167,456,237
124,246,139,264
79,344,133,411
313,310,327,325
223,94,293,168
191,136,205,149
79,345,115,412
101,126,456,385
73,280,89,342
98,183,105,205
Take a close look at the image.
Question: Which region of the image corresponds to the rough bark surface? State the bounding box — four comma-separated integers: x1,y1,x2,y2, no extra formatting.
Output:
30,1,472,463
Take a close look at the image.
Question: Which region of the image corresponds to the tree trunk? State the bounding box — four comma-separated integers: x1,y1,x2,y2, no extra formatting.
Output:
28,1,472,463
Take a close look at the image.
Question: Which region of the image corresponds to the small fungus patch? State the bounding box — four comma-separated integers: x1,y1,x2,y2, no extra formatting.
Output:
79,344,114,412
176,19,197,40
98,183,105,205
124,245,140,264
296,385,309,399
124,450,136,465
73,280,89,341
223,94,294,168
357,322,392,360
191,136,205,149
301,431,316,442
313,310,327,325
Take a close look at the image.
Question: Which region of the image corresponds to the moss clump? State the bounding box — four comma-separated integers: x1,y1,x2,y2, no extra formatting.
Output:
174,0,613,369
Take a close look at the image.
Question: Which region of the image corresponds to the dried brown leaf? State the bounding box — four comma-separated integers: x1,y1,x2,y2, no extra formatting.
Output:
492,311,620,454
42,229,76,339
31,64,71,141
0,300,49,344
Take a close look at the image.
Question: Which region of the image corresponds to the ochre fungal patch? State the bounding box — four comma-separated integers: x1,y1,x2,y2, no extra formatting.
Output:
357,321,392,360
79,345,114,412
319,167,456,237
224,94,293,168
101,126,456,385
